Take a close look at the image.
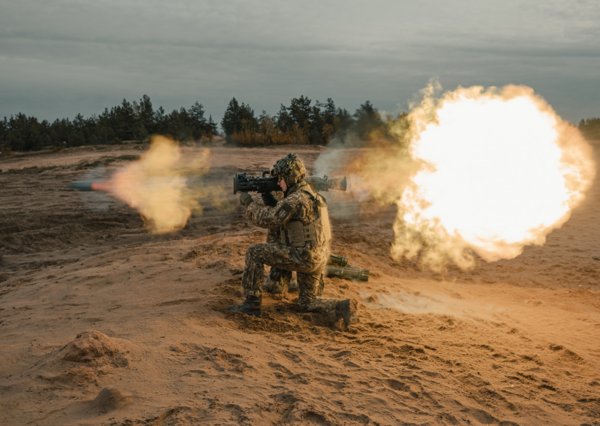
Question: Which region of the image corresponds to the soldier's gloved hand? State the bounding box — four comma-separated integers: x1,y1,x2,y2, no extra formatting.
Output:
239,192,254,207
261,192,278,207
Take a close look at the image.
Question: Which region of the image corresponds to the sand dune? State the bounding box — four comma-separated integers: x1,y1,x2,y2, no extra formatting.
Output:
1,143,599,425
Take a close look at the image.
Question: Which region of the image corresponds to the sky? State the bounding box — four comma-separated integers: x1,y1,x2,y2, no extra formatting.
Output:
1,0,599,128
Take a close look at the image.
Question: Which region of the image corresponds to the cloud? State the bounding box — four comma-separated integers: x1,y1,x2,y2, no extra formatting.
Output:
1,0,599,123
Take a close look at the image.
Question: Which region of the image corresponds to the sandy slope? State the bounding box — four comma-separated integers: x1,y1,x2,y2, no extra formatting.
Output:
0,143,599,426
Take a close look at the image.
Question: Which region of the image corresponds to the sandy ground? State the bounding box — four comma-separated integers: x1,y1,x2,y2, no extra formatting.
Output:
0,142,599,426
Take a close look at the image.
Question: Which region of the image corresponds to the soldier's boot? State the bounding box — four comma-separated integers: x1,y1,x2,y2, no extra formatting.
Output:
228,296,262,317
335,298,358,329
288,278,299,293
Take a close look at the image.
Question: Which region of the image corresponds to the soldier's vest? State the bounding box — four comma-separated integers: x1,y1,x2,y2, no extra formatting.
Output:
280,189,332,249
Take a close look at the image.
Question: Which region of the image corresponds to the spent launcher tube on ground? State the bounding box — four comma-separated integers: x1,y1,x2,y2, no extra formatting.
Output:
325,254,369,282
233,171,347,194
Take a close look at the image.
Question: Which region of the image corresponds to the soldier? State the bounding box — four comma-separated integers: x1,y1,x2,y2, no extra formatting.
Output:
228,153,358,328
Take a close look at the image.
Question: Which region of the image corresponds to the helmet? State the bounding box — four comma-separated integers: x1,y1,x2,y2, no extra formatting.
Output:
271,153,306,187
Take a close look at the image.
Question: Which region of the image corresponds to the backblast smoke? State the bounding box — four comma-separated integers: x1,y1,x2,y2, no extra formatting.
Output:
76,136,233,233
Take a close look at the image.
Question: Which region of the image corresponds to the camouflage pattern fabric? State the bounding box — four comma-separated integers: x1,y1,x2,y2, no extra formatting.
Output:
241,242,339,319
246,181,324,231
263,267,292,294
263,265,324,296
270,153,306,185
266,227,281,244
242,179,339,320
264,226,287,293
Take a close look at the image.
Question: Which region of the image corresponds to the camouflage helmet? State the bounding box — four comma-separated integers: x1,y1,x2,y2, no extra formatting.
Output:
271,153,306,187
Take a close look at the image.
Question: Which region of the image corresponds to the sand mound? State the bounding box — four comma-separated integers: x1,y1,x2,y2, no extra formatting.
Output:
34,331,134,390
88,387,131,412
60,330,133,367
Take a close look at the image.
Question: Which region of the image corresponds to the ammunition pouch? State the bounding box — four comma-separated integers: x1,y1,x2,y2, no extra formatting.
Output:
280,190,331,248
281,220,318,247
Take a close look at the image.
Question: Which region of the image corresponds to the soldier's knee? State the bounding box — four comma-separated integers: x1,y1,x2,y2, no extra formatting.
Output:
245,244,262,262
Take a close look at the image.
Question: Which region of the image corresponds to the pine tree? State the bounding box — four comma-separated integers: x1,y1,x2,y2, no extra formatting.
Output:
114,99,138,141
221,98,258,137
354,100,383,140
276,104,293,133
288,96,312,130
137,94,155,136
188,101,208,139
207,115,218,139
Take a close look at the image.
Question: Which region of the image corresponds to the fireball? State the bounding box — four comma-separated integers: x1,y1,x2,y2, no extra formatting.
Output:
391,84,595,270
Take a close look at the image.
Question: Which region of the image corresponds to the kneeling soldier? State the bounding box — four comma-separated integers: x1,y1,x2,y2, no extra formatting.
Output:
229,153,357,328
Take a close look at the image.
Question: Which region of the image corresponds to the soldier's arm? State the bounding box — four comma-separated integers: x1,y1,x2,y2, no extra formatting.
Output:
246,193,302,229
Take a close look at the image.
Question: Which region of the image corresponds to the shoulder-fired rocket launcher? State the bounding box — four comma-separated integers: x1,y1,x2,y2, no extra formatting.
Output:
233,171,347,194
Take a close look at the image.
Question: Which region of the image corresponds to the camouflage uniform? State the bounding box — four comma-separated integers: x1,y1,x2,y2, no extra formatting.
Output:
231,153,357,326
261,193,295,294
243,180,340,319
261,194,323,296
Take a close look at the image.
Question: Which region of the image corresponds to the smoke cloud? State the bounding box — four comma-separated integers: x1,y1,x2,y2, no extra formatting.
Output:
103,136,234,233
317,81,596,271
362,290,499,320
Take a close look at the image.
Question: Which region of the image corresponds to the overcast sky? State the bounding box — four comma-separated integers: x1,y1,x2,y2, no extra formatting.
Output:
1,0,599,127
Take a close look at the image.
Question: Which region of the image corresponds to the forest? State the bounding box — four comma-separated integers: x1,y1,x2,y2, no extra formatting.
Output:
0,95,598,152
0,96,217,152
0,95,408,152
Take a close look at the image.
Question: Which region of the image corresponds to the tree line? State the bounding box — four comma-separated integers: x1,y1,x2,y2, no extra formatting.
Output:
2,95,598,152
0,94,403,152
0,95,218,152
220,96,407,147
